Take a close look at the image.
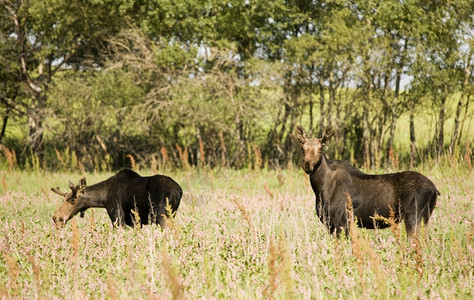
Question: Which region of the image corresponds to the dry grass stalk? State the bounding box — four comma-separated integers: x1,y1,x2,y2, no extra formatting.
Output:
465,140,472,174
373,205,403,250
88,209,96,232
27,255,40,283
333,236,342,279
232,197,252,227
412,237,424,279
161,146,169,168
372,205,407,266
0,286,7,298
198,138,206,167
20,221,26,235
219,131,227,167
163,198,182,247
151,155,158,174
71,151,78,171
148,289,160,300
77,160,86,174
287,157,293,170
126,154,137,171
387,205,401,242
303,172,310,192
54,147,67,170
263,235,294,299
71,218,79,259
389,146,399,169
278,236,294,299
3,253,19,294
131,209,141,229
175,144,190,169
345,193,366,295
364,243,387,297
2,174,7,193
263,183,274,199
1,145,16,171
28,254,41,294
107,277,119,300
348,198,389,297
277,171,285,186
183,146,190,169
161,248,183,300
252,144,262,170
263,238,278,299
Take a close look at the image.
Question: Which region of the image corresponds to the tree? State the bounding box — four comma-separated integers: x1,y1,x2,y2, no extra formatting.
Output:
0,0,132,162
410,0,472,157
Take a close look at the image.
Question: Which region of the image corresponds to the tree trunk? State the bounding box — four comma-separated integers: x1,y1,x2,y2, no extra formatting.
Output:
386,38,407,166
435,96,447,157
386,95,399,166
409,98,417,169
362,102,371,169
449,66,470,153
308,86,314,134
27,112,45,163
327,70,335,126
318,82,325,133
0,109,9,143
457,94,471,147
450,94,464,154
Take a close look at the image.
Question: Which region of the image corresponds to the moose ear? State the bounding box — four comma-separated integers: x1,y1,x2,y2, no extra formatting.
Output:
321,126,336,144
79,177,87,189
69,180,75,190
289,125,308,145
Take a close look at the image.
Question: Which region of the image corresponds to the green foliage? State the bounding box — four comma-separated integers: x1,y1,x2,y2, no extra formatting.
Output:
1,0,473,170
45,69,144,170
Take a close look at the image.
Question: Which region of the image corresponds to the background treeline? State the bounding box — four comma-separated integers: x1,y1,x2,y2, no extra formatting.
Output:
1,0,473,171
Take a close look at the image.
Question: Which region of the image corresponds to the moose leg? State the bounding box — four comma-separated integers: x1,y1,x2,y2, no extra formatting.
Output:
107,204,126,227
156,207,170,229
404,221,420,241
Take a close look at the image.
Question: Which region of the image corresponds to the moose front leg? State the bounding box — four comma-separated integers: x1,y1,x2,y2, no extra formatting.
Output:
106,204,126,227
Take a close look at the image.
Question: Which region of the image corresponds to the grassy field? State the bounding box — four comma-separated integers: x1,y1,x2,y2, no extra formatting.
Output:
0,162,472,299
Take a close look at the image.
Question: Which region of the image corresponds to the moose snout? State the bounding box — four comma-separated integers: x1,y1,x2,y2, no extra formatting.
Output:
303,161,316,174
52,215,66,227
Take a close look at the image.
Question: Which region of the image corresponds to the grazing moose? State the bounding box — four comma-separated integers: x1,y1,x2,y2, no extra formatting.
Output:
290,125,439,239
51,169,182,228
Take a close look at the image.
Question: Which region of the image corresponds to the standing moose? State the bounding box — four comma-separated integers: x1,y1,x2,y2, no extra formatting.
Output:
290,125,439,239
51,169,182,228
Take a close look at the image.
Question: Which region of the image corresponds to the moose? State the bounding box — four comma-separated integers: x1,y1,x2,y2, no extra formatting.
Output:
51,169,183,228
290,125,439,239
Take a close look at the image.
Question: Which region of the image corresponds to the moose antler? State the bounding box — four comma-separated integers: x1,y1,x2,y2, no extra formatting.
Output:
51,187,68,197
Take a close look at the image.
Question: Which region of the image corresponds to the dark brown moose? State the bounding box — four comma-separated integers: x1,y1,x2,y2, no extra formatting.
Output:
51,169,182,228
290,125,439,239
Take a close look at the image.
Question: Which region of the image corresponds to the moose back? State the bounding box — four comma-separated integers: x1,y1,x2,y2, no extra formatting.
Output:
290,125,439,238
51,169,183,228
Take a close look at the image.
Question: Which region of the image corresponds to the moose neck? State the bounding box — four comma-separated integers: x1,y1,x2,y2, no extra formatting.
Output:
310,154,331,189
82,183,108,208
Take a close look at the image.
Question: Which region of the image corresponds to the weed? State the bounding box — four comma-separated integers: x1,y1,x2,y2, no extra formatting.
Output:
126,154,137,171
199,138,206,167
161,248,182,300
0,166,471,298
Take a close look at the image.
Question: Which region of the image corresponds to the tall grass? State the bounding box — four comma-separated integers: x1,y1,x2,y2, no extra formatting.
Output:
0,163,472,298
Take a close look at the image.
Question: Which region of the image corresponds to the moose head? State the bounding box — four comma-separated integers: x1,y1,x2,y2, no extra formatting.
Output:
51,178,87,227
290,125,336,174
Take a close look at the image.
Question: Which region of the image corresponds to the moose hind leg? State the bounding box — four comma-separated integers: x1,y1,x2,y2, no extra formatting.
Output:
404,218,420,241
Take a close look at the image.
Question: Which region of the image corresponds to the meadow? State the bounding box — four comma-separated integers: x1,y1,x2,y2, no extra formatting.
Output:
0,161,472,299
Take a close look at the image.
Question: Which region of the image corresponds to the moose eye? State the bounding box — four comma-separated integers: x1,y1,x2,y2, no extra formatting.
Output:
67,198,77,205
